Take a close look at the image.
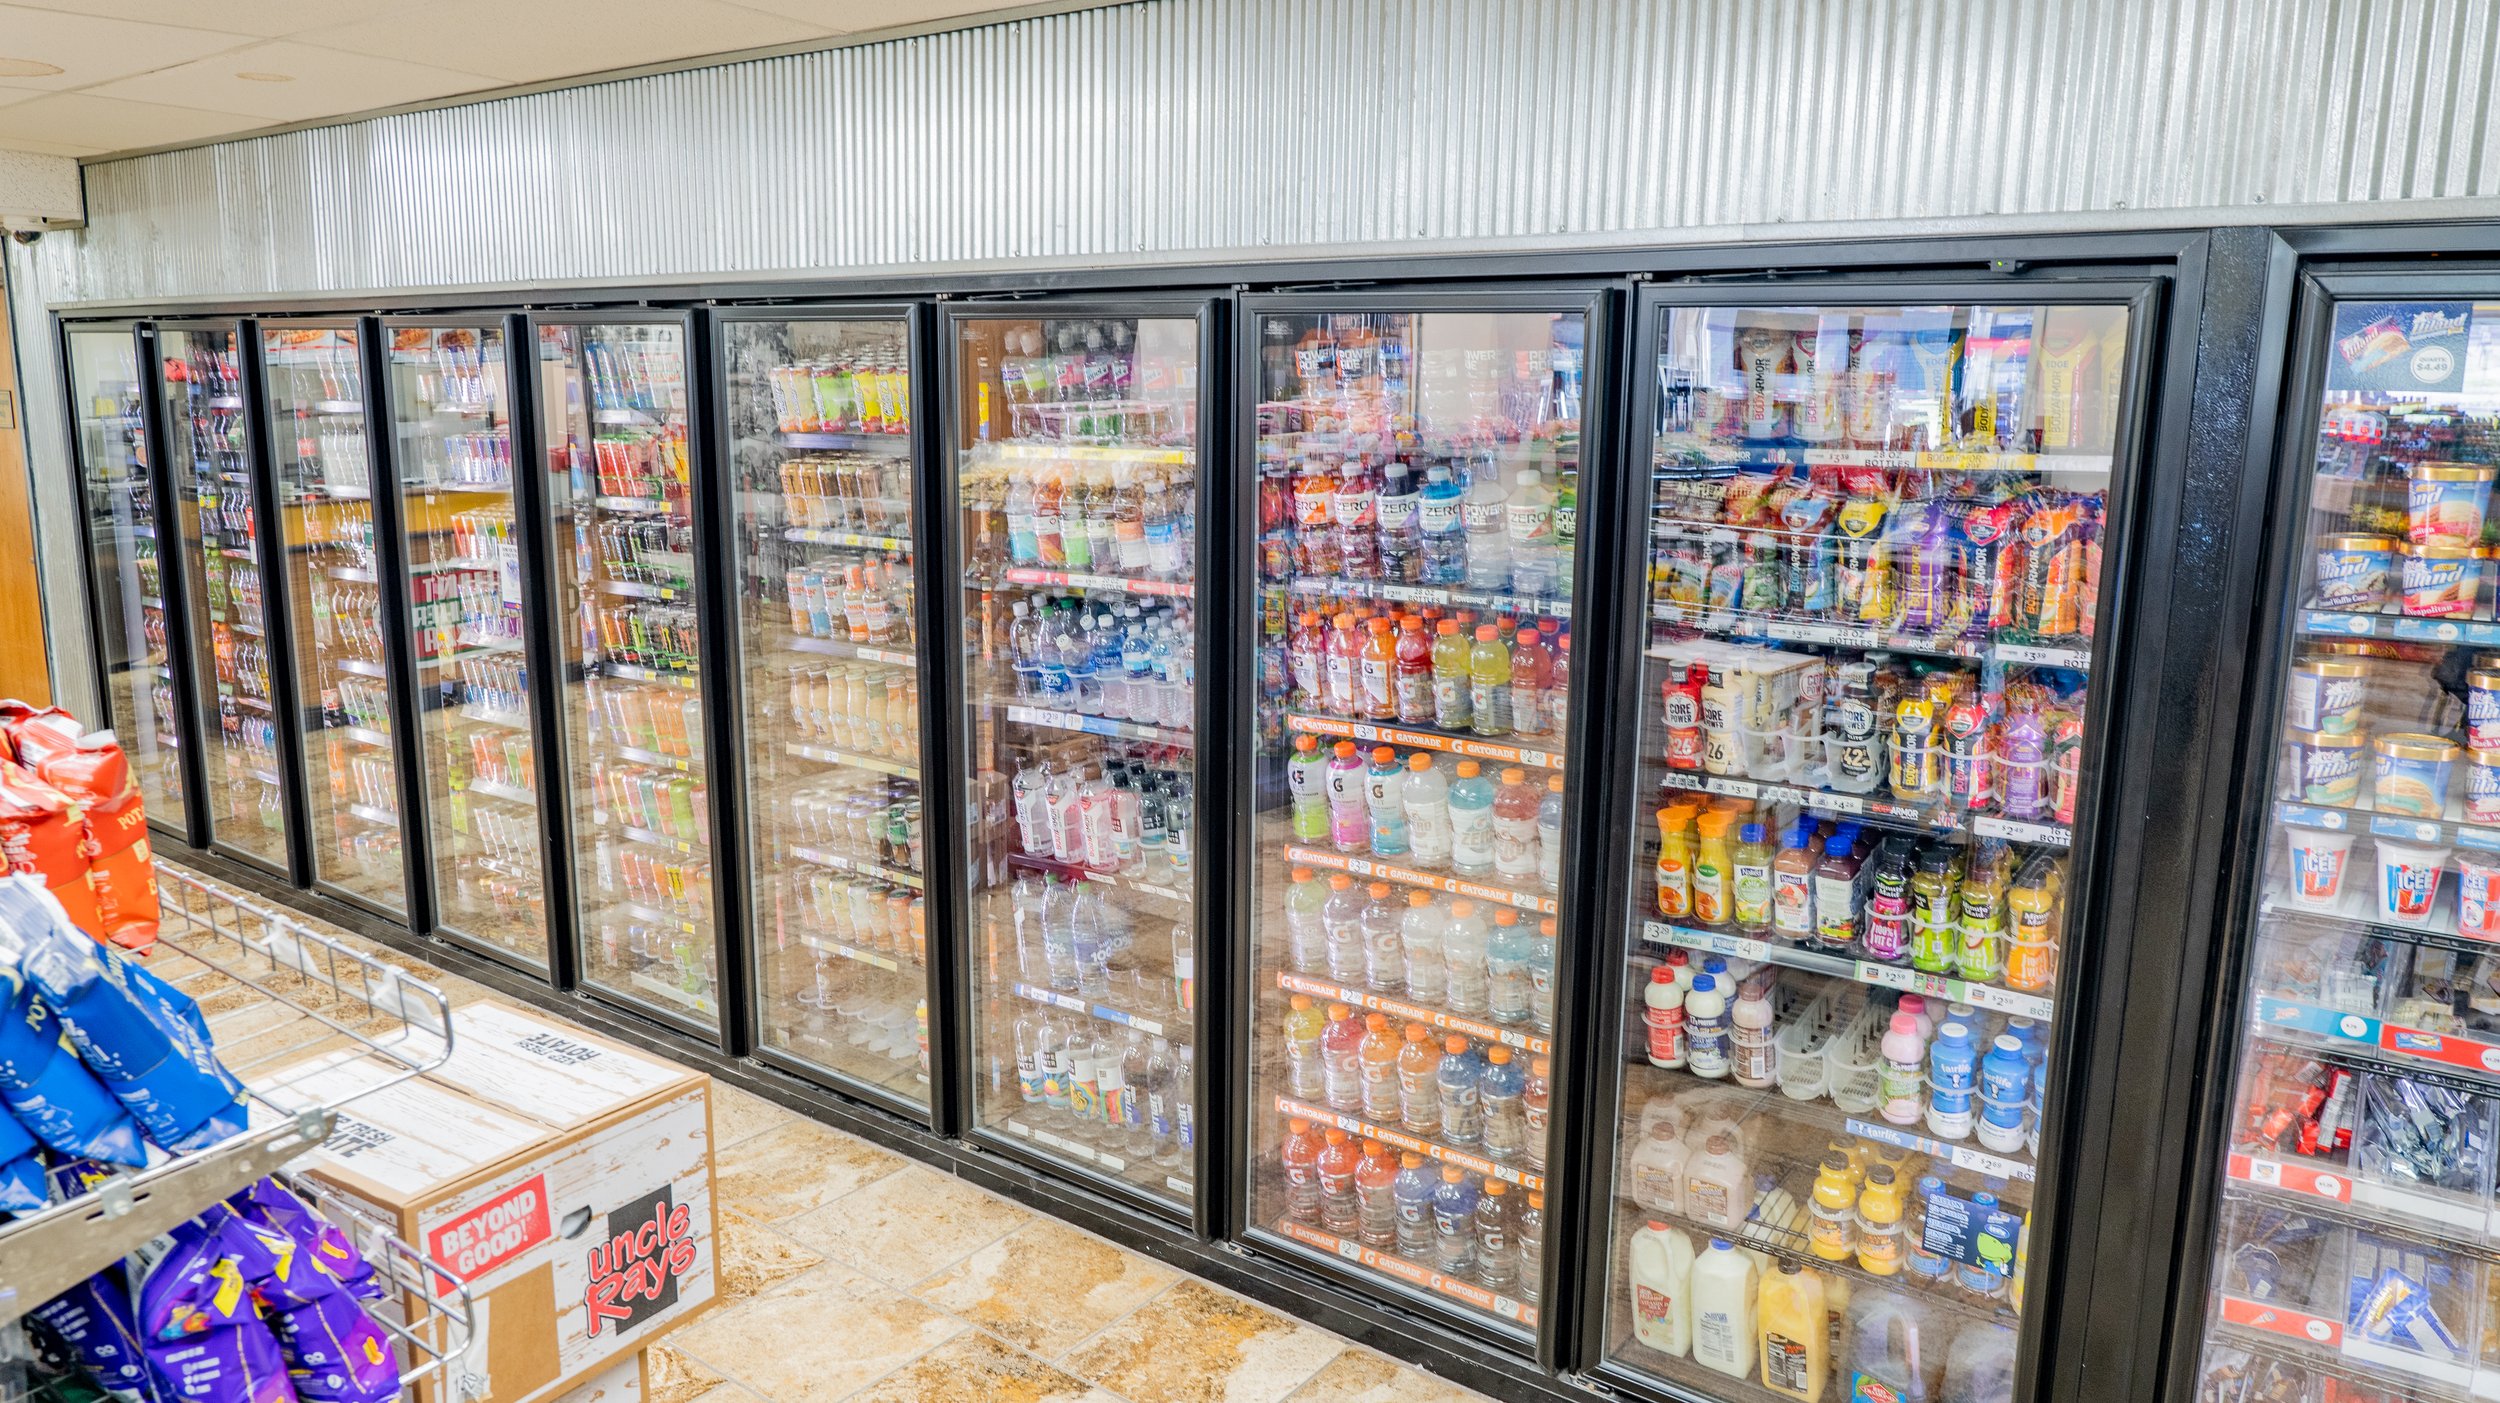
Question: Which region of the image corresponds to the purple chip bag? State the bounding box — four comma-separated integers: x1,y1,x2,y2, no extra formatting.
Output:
0,879,245,1152
136,1219,299,1403
0,935,145,1165
29,1263,160,1403
201,1193,399,1403
232,1181,381,1303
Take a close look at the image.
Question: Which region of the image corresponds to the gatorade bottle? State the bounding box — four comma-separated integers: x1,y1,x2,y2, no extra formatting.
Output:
1285,867,1329,973
1282,993,1326,1100
1449,762,1497,877
1392,1152,1436,1259
1537,775,1566,893
1493,767,1542,883
1403,755,1453,868
1316,1127,1360,1235
1396,1023,1442,1134
1281,1117,1324,1223
1358,1012,1402,1122
1437,1036,1484,1145
1529,918,1558,1035
1444,900,1490,1014
1431,1166,1479,1275
1355,1139,1400,1249
1510,625,1553,737
1365,747,1410,857
1910,844,1961,974
1808,1154,1858,1261
1323,612,1360,717
1487,909,1535,1024
1400,891,1446,1002
1480,1046,1527,1162
1325,741,1368,852
1772,820,1816,941
1319,1001,1364,1110
1692,811,1735,927
1732,822,1775,934
1469,625,1514,737
1475,1179,1520,1292
1286,735,1328,841
1656,804,1697,919
1430,619,1473,730
1360,617,1397,720
1321,874,1364,984
1393,617,1434,724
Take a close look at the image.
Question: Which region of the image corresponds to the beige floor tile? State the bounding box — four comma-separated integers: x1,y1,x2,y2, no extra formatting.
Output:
711,1083,797,1150
714,1205,826,1306
1284,1350,1494,1403
1062,1281,1347,1403
914,1219,1179,1358
842,1331,1121,1403
642,1344,725,1403
664,1262,966,1400
783,1164,1033,1288
714,1120,907,1224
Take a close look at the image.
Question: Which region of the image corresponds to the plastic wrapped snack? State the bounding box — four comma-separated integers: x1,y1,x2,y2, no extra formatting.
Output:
29,1265,160,1403
135,1219,299,1403
231,1181,382,1304
197,1199,397,1403
0,929,146,1164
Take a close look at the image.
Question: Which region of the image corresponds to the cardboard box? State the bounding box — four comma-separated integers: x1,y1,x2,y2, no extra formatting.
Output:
264,1004,716,1403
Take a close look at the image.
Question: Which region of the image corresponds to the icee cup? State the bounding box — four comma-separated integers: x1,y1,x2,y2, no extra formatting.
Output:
2376,838,2452,927
2456,852,2500,941
2285,828,2356,909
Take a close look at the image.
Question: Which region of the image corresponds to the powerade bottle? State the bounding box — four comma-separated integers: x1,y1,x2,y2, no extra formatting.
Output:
1419,463,1466,584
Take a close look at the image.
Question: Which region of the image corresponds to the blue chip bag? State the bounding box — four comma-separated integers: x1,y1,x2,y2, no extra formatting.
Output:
0,932,145,1165
136,1219,299,1403
0,880,244,1152
29,1263,160,1403
0,1099,46,1212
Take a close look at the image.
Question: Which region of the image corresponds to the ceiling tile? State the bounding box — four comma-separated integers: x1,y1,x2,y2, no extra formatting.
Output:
0,134,104,158
0,92,266,155
0,4,254,90
299,0,833,85
86,40,504,123
726,0,1034,31
0,0,409,40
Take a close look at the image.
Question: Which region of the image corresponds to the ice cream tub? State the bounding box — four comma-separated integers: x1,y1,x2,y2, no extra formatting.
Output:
2376,838,2452,927
2403,543,2482,618
2286,658,2369,735
2373,732,2460,818
2283,727,2366,807
2285,827,2356,909
2407,462,2498,545
2314,534,2397,611
2471,672,2500,750
2470,749,2500,826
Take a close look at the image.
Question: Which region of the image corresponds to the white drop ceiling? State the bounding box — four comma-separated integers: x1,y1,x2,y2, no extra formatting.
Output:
0,0,1038,158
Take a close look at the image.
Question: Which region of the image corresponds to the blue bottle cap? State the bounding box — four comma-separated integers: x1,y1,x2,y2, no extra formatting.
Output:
1741,822,1765,843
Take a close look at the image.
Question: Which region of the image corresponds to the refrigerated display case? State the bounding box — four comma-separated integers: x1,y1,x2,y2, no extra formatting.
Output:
536,317,722,1032
386,321,550,970
2188,294,2500,1402
720,310,932,1106
68,324,188,836
166,322,290,873
1234,297,1596,1336
264,322,408,915
1588,293,2148,1402
952,303,1210,1212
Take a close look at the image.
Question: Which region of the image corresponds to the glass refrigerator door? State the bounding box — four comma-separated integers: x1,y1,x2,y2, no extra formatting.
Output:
2189,299,2500,1402
1596,300,2133,1400
1239,306,1586,1334
387,323,547,968
71,327,186,831
956,311,1202,1209
723,315,929,1103
166,324,287,870
265,324,402,912
538,321,719,1029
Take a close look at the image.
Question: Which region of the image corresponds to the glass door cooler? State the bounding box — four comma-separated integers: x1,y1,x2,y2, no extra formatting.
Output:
2187,295,2500,1403
263,321,410,916
68,324,188,837
1590,292,2148,1403
718,309,932,1108
1233,295,1597,1337
165,321,291,874
385,320,551,972
535,315,723,1035
950,301,1211,1214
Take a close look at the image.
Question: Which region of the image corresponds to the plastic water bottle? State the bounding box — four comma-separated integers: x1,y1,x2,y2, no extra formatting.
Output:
1068,881,1109,995
1462,453,1510,590
1419,463,1465,584
1039,874,1077,991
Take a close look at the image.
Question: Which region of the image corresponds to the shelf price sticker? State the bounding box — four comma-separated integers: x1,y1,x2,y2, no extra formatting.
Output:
1846,1118,2034,1182
2228,1153,2353,1204
1013,982,1165,1038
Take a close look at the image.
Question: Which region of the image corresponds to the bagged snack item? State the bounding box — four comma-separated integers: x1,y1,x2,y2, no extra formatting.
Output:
35,732,162,952
135,1219,299,1403
0,759,106,940
30,1264,160,1403
0,878,242,1151
0,1088,46,1211
198,1199,396,1403
0,940,146,1164
231,1181,381,1303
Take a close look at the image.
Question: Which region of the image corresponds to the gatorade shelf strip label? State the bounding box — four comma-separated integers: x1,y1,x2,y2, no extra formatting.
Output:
1272,1095,1543,1192
1274,1218,1537,1327
1273,971,1549,1056
1287,844,1556,915
1284,712,1560,770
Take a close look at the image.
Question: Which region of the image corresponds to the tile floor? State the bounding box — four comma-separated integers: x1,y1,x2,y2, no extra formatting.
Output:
165,863,1495,1403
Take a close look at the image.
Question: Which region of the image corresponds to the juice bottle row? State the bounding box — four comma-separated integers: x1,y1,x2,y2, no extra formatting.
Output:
594,764,707,843
785,555,914,645
330,753,395,815
980,455,1197,577
455,655,530,719
413,568,515,657
210,633,272,693
577,429,689,505
307,581,387,663
589,837,712,922
1002,595,1193,728
301,422,372,492
777,452,912,533
782,775,923,874
593,517,695,589
984,321,1197,446
592,680,703,761
319,676,389,730
1286,744,1563,890
1281,1001,1551,1165
206,560,262,613
462,727,533,791
766,360,910,436
1256,441,1576,596
1006,747,1195,881
792,869,925,963
411,430,513,488
304,498,375,571
270,341,363,402
1278,1119,1548,1301
785,662,919,760
395,328,500,410
592,603,698,674
1282,605,1570,741
1280,877,1556,1031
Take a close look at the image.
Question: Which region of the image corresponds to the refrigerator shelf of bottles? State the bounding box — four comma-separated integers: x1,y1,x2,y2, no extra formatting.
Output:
1282,575,1572,621
1656,771,2073,850
1004,850,1185,903
783,527,913,551
2225,1153,2500,1246
618,825,704,856
1002,705,1192,748
617,900,704,936
2212,1295,2499,1400
778,431,910,453
1640,922,2056,1021
215,547,259,563
309,399,363,415
1654,444,2114,476
1000,567,1195,599
344,803,399,827
1633,1195,2020,1329
630,972,717,1018
786,742,921,780
1272,971,1549,1057
1283,713,1560,771
1271,1094,1545,1193
987,443,1190,467
1284,845,1554,917
1000,1118,1193,1196
203,394,243,410
2300,610,2500,648
602,663,698,688
605,743,694,772
787,635,917,668
1009,982,1171,1038
798,933,913,973
456,705,530,731
339,725,391,749
1271,1219,1538,1328
599,579,689,602
593,408,664,428
1840,1117,2036,1182
220,616,265,638
791,845,925,890
2255,996,2500,1082
418,642,523,669
465,777,536,805
336,659,388,682
1647,603,2091,672
2275,799,2500,854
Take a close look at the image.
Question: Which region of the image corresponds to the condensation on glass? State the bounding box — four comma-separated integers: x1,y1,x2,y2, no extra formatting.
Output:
957,313,1202,1208
2191,300,2500,1402
726,317,929,1100
1598,302,2129,1401
1239,309,1586,1335
70,328,185,830
264,324,401,911
166,324,287,868
387,323,546,967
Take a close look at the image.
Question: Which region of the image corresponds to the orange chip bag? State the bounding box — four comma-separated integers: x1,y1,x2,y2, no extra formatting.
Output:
37,736,160,953
0,759,106,940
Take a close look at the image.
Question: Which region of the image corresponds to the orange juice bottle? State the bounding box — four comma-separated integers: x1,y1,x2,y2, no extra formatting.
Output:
1655,804,1698,919
1691,811,1735,928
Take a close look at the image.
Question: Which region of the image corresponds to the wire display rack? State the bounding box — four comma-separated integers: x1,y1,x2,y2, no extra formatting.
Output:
0,864,472,1396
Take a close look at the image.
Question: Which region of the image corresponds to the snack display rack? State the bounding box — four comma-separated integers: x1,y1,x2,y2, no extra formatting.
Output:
0,863,472,1390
